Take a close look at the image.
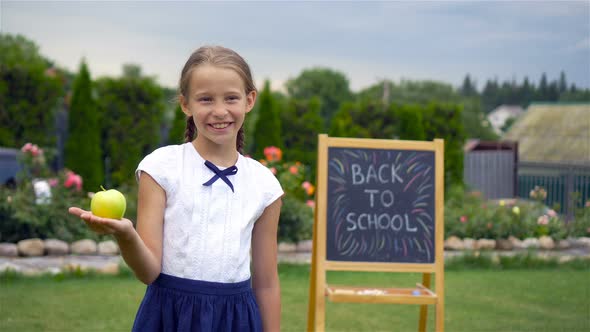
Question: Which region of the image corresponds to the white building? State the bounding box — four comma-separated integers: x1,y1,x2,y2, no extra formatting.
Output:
487,105,524,135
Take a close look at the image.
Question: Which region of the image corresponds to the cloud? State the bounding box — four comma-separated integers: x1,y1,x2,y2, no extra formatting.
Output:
574,37,590,50
2,1,589,90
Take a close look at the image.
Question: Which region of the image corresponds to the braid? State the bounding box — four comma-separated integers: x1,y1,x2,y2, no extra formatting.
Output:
236,126,245,154
184,116,196,143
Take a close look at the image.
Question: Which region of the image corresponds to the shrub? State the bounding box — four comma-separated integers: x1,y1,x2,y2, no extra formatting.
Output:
259,146,315,243
569,201,590,237
0,143,108,242
444,185,570,241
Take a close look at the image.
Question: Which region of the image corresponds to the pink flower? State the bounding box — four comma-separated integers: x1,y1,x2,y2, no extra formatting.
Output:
263,146,282,162
289,165,298,175
585,201,590,208
269,167,277,175
486,222,493,229
547,209,557,217
21,143,33,153
64,171,83,191
302,181,316,196
306,200,315,209
460,216,468,223
48,178,58,187
30,145,40,157
537,215,549,225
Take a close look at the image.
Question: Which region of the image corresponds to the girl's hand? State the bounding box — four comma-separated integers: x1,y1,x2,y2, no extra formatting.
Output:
68,207,134,241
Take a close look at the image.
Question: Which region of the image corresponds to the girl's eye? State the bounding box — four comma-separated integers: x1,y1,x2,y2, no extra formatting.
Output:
226,96,239,102
198,97,212,103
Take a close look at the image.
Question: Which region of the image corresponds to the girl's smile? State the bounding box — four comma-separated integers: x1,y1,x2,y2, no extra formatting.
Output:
180,64,256,152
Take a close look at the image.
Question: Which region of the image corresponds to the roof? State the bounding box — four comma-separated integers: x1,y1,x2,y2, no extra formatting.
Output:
503,102,590,164
489,105,524,117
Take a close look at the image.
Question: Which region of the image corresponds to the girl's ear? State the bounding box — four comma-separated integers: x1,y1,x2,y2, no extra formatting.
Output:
246,90,257,113
179,95,191,116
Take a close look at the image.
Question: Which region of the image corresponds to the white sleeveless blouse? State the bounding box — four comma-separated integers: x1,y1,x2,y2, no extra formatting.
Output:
135,143,283,283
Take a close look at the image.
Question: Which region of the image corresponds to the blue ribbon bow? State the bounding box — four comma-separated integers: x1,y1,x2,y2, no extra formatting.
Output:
202,160,238,192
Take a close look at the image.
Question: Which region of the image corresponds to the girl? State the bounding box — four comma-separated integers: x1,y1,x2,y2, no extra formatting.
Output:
69,45,283,332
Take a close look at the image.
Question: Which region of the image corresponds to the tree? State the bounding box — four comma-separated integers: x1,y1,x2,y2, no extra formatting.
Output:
394,104,425,141
0,34,63,148
558,71,567,95
286,67,353,129
537,73,548,100
168,104,186,145
460,74,478,97
280,97,324,179
95,64,165,187
64,60,103,191
253,80,282,159
422,102,465,186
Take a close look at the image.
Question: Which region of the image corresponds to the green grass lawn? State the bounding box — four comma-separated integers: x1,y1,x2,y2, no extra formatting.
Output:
1,263,589,331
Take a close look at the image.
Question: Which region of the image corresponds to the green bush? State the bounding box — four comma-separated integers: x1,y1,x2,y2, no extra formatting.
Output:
0,143,109,242
258,146,315,243
0,176,95,243
278,195,313,243
444,185,571,241
570,201,590,237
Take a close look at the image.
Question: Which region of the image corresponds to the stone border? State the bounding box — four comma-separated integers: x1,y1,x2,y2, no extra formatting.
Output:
2,238,588,276
0,238,120,257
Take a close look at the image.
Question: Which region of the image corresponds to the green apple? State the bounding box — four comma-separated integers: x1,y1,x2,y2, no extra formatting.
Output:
91,186,127,219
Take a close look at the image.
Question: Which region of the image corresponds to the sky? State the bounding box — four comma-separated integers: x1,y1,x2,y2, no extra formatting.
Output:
1,1,589,92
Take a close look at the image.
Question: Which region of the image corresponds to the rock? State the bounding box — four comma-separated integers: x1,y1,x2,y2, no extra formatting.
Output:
17,238,44,256
462,238,476,250
496,238,514,250
538,236,555,250
278,242,297,253
509,236,525,249
444,236,463,250
522,238,540,249
70,239,97,255
577,237,590,248
98,240,119,255
559,256,574,263
556,240,571,250
476,239,496,250
44,239,69,255
0,243,18,257
296,240,313,252
97,263,120,275
0,261,21,272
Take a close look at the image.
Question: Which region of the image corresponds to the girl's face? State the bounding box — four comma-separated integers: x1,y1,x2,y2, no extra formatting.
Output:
181,64,256,149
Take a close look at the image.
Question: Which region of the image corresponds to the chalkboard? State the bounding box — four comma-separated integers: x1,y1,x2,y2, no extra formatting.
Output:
326,147,436,263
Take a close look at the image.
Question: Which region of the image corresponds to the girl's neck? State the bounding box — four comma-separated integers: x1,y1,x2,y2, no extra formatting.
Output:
191,138,238,167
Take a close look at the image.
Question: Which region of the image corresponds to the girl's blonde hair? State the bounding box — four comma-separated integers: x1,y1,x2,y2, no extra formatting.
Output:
179,45,256,153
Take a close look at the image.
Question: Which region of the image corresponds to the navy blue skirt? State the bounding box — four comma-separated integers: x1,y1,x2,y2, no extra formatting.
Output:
132,273,262,332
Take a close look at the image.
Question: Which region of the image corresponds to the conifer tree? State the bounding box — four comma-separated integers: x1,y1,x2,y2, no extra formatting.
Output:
168,104,186,144
65,60,103,191
395,104,425,141
253,80,282,159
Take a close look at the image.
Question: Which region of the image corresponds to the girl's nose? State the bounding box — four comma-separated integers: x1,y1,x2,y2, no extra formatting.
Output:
212,104,228,118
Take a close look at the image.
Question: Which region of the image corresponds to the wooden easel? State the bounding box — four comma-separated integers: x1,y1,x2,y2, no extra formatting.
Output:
307,135,445,331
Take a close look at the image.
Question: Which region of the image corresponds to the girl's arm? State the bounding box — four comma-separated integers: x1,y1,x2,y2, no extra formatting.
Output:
251,198,282,332
68,172,164,284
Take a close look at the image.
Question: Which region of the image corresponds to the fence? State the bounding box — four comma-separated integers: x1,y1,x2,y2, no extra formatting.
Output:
517,161,590,220
464,150,516,199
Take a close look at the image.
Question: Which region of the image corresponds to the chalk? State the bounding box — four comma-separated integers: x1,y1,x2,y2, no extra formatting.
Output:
412,290,421,296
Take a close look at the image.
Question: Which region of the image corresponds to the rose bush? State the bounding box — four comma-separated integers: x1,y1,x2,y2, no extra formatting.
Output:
0,143,106,242
259,146,314,243
445,185,585,241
